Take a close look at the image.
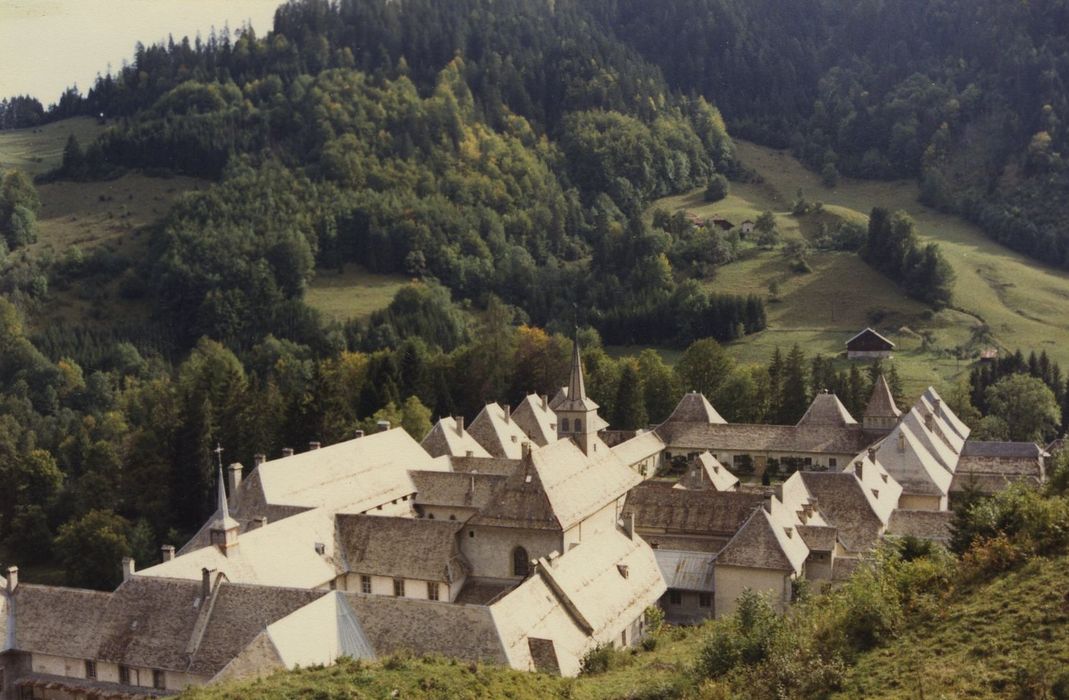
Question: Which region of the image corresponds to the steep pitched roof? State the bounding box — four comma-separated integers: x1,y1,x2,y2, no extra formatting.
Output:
468,402,532,459
471,439,641,531
335,515,469,583
611,430,666,469
797,391,858,428
901,409,960,472
9,584,110,659
673,452,739,492
865,375,901,419
510,394,559,446
656,421,872,455
663,392,727,424
716,508,808,574
875,422,953,497
344,593,508,664
886,510,954,544
94,577,204,672
922,387,971,441
845,327,895,349
654,550,715,592
410,470,507,510
798,471,888,552
421,417,492,459
624,482,765,535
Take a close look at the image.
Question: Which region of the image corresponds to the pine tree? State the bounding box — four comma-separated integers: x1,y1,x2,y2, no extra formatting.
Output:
613,363,648,430
887,363,905,405
779,345,810,423
768,347,785,421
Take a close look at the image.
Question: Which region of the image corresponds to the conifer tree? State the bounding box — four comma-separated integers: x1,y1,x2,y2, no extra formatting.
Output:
778,345,810,423
613,362,648,430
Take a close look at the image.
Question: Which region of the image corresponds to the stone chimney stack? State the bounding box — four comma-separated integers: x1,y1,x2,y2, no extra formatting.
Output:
122,557,136,582
456,416,465,436
465,450,474,458
6,566,18,593
853,460,863,478
227,463,243,495
504,404,511,423
281,447,294,458
251,516,268,530
624,512,635,540
897,430,906,452
868,446,877,463
201,568,213,601
377,420,391,432
308,441,321,451
161,545,175,562
354,429,365,438
924,412,934,431
541,394,549,410
253,453,266,468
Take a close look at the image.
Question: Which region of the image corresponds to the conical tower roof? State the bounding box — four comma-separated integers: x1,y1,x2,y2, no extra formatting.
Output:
865,375,901,419
210,466,240,532
797,391,857,427
555,334,599,412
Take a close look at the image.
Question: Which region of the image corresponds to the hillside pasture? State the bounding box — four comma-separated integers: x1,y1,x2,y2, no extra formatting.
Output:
305,265,410,323
0,116,105,177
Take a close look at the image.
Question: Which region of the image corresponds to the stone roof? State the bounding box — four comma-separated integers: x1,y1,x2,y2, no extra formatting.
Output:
798,471,887,552
874,423,952,497
468,402,533,459
624,482,765,535
673,452,739,492
900,410,960,472
654,550,715,592
656,421,873,455
95,577,204,672
335,515,469,583
421,417,492,459
510,394,559,447
343,592,508,664
611,430,665,468
448,455,523,475
949,471,1044,496
797,525,838,552
886,510,954,544
797,392,858,428
9,584,110,659
410,470,507,510
961,440,1043,459
664,392,727,424
922,387,971,441
471,439,640,531
716,508,808,574
865,375,901,419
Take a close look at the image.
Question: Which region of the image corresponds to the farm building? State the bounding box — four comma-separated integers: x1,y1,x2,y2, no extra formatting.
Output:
845,327,895,359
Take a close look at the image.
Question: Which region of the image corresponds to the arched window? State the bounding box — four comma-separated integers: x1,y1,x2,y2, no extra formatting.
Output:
560,417,570,433
512,546,530,577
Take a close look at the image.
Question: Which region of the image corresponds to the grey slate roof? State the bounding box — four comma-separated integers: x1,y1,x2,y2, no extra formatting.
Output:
798,472,885,552
343,593,508,664
411,470,507,510
623,482,765,535
715,508,803,572
654,550,715,592
10,584,110,660
886,510,954,544
664,392,726,424
656,421,874,455
797,392,857,428
865,375,902,418
94,577,204,672
961,440,1043,459
335,515,470,583
797,524,838,552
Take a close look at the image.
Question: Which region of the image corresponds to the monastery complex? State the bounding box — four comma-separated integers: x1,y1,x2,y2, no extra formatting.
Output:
0,339,1048,698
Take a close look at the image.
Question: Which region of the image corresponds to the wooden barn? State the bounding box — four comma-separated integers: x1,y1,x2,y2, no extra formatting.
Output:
845,328,894,359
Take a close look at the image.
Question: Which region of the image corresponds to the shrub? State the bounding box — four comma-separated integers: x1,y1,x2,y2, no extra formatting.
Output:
580,643,630,675
704,174,729,202
959,534,1026,582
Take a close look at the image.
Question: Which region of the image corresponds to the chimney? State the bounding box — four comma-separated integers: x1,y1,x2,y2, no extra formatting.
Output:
868,446,877,463
934,398,942,414
547,551,560,568
625,512,635,540
122,557,136,582
201,568,214,601
853,460,863,478
924,412,935,431
541,394,548,410
309,441,321,451
504,404,511,423
6,566,18,593
161,545,175,562
354,429,365,438
897,431,906,452
456,416,465,436
253,453,266,467
521,441,532,459
465,450,474,458
251,516,268,529
281,447,294,458
227,463,243,494
376,420,391,432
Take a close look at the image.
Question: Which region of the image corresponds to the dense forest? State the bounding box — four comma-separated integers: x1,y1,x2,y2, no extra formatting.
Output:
0,0,1063,587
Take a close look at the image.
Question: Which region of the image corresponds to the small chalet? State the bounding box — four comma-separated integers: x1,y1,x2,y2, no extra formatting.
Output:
845,328,894,359
739,219,755,236
710,218,734,231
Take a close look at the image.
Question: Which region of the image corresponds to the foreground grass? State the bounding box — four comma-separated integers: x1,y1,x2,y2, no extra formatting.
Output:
835,555,1069,699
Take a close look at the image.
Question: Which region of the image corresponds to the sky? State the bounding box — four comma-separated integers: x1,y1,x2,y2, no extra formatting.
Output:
0,0,284,104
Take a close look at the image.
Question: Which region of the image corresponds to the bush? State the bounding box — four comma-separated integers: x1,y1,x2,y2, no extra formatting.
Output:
579,643,630,675
959,534,1026,582
704,174,730,202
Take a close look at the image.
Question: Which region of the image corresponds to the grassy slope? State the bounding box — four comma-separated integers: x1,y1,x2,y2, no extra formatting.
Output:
305,264,410,323
654,140,1069,398
836,555,1069,699
0,116,104,177
182,556,1069,700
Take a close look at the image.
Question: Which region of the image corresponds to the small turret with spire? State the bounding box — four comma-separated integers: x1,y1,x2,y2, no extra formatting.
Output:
208,444,240,553
863,375,901,433
554,329,605,455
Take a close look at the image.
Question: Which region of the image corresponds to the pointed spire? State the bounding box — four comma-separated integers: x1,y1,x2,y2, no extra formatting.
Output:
216,465,230,520
568,329,586,403
865,375,901,418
